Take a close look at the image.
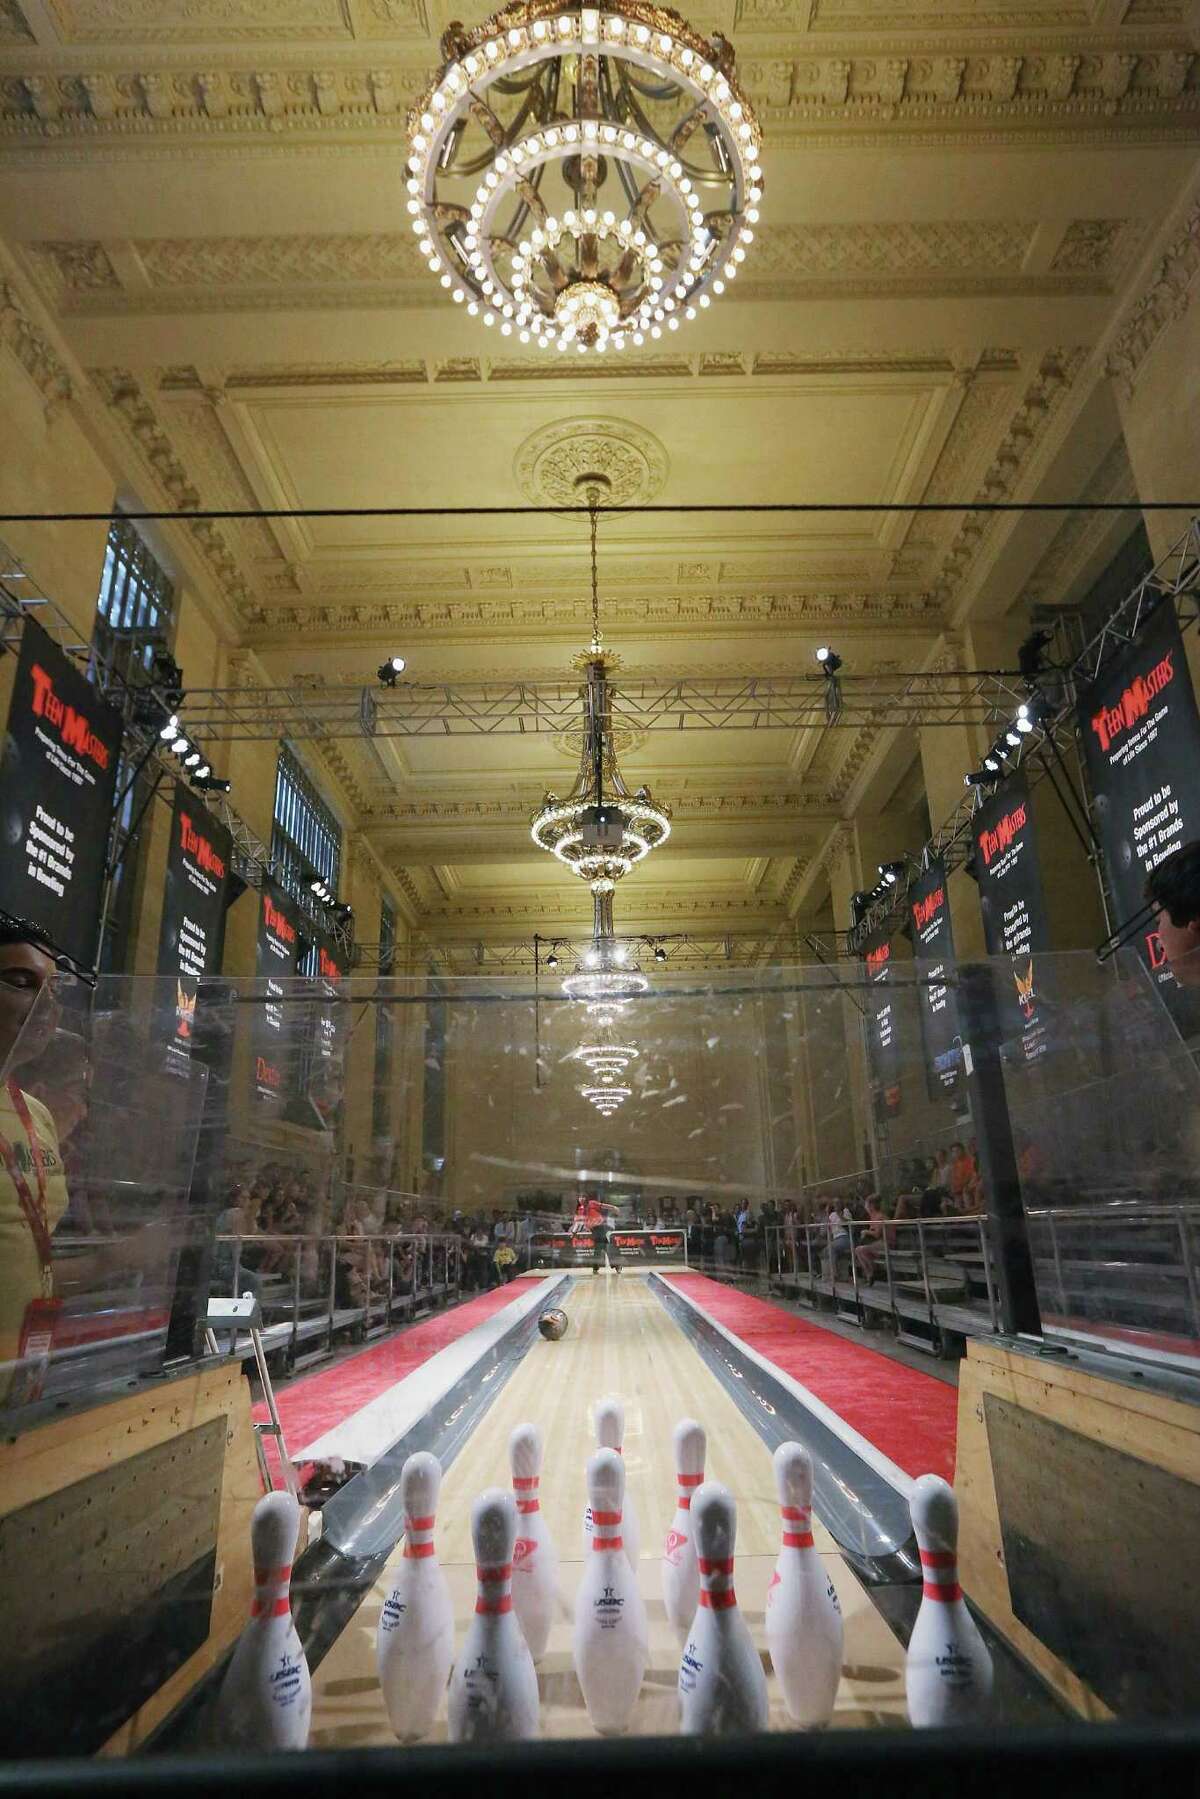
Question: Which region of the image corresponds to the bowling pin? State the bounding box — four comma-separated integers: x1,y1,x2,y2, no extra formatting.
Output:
905,1474,994,1728
582,1396,641,1565
509,1421,559,1662
214,1489,311,1751
447,1489,541,1744
661,1417,705,1638
376,1451,455,1743
573,1447,648,1736
764,1441,843,1728
678,1481,768,1738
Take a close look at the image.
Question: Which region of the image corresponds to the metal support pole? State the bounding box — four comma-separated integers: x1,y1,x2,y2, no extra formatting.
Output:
957,961,1043,1337
980,1217,998,1331
1178,1210,1200,1343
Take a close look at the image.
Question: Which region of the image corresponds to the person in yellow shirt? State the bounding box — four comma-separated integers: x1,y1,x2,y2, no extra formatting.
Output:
0,917,72,1405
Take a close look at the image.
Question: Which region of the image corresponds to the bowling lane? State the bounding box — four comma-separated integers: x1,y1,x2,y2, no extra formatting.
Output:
308,1272,907,1746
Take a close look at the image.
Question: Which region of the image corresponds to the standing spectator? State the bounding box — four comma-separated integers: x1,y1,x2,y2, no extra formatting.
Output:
468,1220,491,1290
515,1209,532,1272
734,1198,751,1264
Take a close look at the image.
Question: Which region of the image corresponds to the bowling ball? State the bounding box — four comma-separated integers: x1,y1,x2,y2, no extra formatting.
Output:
538,1307,569,1341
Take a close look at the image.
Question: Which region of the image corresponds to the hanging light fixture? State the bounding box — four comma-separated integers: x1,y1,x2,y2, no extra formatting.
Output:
405,2,763,354
532,477,671,898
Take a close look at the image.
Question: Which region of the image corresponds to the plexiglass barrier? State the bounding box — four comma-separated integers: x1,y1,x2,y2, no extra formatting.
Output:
0,953,1197,1759
2,950,1198,1421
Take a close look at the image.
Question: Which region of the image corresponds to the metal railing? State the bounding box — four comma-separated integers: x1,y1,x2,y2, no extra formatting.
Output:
763,1203,1200,1361
212,1229,464,1364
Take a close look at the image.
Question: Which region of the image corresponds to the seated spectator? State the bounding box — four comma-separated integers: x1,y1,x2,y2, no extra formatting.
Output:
854,1195,893,1283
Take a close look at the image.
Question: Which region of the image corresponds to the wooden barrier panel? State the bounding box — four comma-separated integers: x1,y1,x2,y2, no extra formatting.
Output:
0,1361,264,1757
956,1339,1200,1720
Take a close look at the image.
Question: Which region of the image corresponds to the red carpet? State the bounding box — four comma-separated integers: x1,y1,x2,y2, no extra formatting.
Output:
664,1273,957,1482
254,1283,529,1482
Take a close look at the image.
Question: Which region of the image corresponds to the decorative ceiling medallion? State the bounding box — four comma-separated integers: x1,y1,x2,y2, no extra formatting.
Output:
404,0,763,354
514,414,669,510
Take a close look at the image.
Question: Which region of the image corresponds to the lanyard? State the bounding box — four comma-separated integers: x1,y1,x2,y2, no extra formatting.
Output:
0,1079,52,1297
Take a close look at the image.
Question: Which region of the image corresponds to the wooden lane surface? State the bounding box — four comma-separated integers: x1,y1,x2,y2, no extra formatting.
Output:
309,1271,908,1747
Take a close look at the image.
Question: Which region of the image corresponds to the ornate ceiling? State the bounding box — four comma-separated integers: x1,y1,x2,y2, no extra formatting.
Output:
0,0,1196,956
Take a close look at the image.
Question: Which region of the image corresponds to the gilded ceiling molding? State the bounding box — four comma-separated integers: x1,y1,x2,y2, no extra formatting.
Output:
22,222,1135,317
1015,437,1136,609
360,790,832,825
161,347,1015,389
90,364,261,625
928,347,1089,609
0,278,73,418
244,590,943,639
0,0,33,44
0,47,1196,154
1104,193,1200,397
514,416,669,511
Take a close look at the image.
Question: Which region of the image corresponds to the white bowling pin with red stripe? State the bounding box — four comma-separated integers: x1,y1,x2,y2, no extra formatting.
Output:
448,1489,541,1744
573,1448,648,1735
678,1482,768,1737
905,1474,993,1728
509,1421,559,1662
215,1490,311,1750
662,1417,705,1638
376,1451,455,1743
764,1441,843,1727
582,1396,641,1565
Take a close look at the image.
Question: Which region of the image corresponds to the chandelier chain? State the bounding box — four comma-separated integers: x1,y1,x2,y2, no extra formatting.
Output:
589,498,601,653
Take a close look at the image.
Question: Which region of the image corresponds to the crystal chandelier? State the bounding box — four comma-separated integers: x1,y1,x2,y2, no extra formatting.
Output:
563,901,646,1112
582,1082,632,1116
405,1,764,353
532,482,671,891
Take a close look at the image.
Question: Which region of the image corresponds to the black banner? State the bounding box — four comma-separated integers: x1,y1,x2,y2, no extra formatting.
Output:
973,772,1051,1063
862,930,902,1117
156,786,231,1068
303,931,348,1132
909,858,962,1098
1078,600,1200,1031
253,878,300,1111
530,1229,686,1266
0,617,122,969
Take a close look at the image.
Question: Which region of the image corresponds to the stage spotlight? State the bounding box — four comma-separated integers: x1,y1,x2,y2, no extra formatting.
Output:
964,771,993,787
159,715,180,739
983,753,1001,773
194,775,231,794
377,656,407,687
879,860,906,887
654,943,667,963
1004,728,1022,749
194,764,211,781
545,948,559,969
184,749,201,767
815,645,843,673
850,889,873,924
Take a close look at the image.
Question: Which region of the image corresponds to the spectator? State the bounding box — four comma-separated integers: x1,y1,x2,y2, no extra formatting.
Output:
734,1198,751,1263
515,1209,532,1271
947,1141,975,1208
1145,840,1200,988
854,1195,892,1284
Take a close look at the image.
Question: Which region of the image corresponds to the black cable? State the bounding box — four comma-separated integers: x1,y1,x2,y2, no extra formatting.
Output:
0,501,1196,525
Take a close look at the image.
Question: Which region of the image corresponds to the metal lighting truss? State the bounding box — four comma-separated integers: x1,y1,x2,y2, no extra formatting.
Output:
160,665,1038,742
845,515,1200,956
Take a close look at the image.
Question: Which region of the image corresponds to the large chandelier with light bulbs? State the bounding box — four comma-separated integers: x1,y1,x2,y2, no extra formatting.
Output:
532,479,671,890
405,0,764,354
562,894,646,1112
